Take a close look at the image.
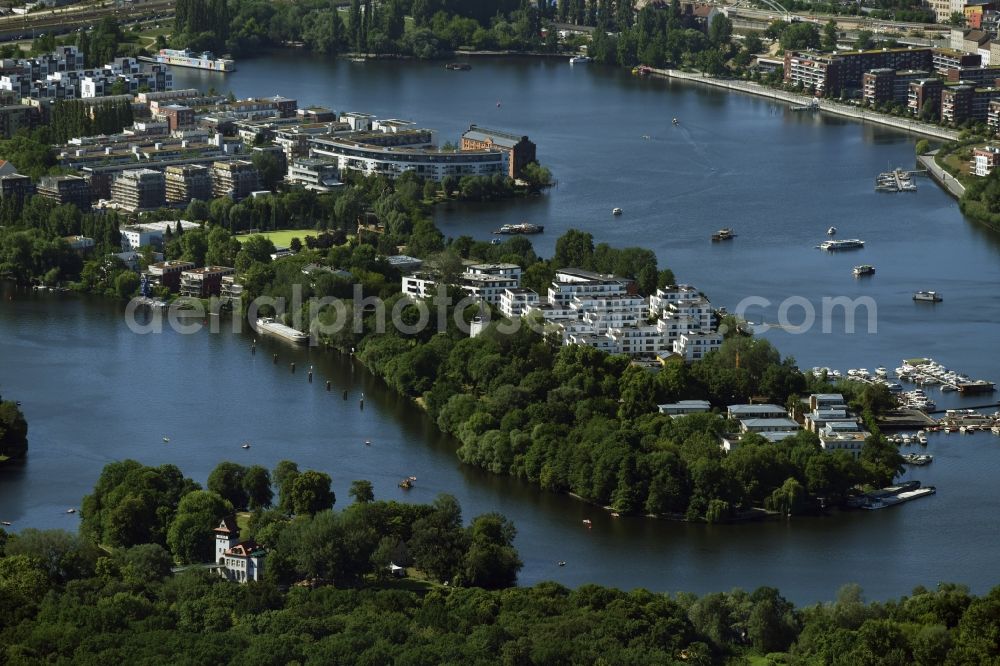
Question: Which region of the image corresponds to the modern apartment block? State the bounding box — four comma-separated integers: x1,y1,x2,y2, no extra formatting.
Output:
179,266,236,298
165,164,213,203
862,69,930,106
211,160,259,201
908,78,945,116
37,175,94,210
110,168,166,212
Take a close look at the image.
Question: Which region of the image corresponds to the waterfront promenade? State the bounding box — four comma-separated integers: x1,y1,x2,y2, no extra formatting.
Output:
649,68,960,142
918,151,966,200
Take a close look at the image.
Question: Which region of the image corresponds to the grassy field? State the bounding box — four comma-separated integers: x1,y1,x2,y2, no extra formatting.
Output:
234,230,317,247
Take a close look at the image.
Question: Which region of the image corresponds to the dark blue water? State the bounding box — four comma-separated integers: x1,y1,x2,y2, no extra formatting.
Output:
0,56,998,604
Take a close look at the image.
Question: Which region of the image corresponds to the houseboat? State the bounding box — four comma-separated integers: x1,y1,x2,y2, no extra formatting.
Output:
819,239,865,251
255,317,309,343
139,48,235,72
495,223,544,235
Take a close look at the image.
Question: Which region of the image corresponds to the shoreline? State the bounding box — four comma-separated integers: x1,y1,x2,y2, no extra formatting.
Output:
645,68,960,142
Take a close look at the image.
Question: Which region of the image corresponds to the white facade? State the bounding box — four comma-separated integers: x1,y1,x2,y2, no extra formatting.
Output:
500,288,539,318
120,220,200,250
672,331,723,361
309,136,506,182
658,400,712,416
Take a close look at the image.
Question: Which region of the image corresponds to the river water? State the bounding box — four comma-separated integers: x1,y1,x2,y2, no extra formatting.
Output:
1,55,999,604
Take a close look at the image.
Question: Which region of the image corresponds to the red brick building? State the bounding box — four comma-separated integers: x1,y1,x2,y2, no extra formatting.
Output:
460,125,537,179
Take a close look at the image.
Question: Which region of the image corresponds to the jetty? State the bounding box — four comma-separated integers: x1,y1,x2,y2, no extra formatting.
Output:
875,168,918,193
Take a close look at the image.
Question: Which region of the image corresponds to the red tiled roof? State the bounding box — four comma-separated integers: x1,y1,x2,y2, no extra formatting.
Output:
214,516,238,534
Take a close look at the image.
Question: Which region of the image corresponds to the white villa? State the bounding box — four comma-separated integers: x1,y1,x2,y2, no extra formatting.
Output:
214,516,266,583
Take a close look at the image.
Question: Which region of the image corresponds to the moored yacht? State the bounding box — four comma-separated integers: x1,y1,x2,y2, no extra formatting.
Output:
819,239,865,251
913,291,943,302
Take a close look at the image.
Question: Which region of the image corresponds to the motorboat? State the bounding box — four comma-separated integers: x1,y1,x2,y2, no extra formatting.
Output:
612,207,623,216
913,291,942,302
672,117,679,125
818,239,865,251
827,226,837,235
853,264,875,276
569,55,592,64
711,228,735,241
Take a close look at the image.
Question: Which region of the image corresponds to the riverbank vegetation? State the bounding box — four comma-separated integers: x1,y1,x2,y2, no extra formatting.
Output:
79,459,521,587
0,399,28,463
2,501,1000,664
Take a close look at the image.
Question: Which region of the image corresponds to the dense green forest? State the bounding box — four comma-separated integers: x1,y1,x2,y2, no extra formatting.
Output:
1,467,999,666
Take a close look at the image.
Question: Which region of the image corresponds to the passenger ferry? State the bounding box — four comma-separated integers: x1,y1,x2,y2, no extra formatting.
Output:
139,48,235,72
256,317,309,343
818,238,865,251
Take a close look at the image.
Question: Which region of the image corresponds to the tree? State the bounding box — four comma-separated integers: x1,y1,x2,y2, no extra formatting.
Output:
243,465,273,510
855,29,874,51
553,229,594,268
167,490,233,564
289,237,302,253
0,400,28,460
459,512,522,589
409,494,469,582
821,19,838,51
289,470,335,515
744,31,763,55
708,14,732,48
274,460,300,513
251,150,284,190
207,462,248,510
5,529,100,582
349,480,375,504
780,23,820,51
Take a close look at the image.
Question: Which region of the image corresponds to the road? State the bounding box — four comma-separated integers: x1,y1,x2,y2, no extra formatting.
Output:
0,0,174,42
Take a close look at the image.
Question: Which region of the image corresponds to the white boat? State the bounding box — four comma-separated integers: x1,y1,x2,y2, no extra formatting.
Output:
876,367,887,377
853,264,875,276
569,55,592,64
241,442,251,449
827,226,837,235
256,317,309,343
819,239,865,251
162,436,170,443
913,291,943,302
612,207,623,215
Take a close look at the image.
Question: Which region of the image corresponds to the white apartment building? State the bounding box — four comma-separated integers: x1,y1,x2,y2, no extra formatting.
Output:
500,288,539,318
672,331,723,361
649,284,701,314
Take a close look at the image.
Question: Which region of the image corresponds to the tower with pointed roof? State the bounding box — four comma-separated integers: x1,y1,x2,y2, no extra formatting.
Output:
214,516,239,566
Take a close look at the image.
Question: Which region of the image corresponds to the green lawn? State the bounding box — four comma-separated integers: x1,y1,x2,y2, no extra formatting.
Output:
235,229,316,248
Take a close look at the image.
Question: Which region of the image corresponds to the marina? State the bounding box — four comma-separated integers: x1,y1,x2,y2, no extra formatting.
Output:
875,168,918,193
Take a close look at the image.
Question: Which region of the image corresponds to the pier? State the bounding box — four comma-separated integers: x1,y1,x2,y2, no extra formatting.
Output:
875,168,918,193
